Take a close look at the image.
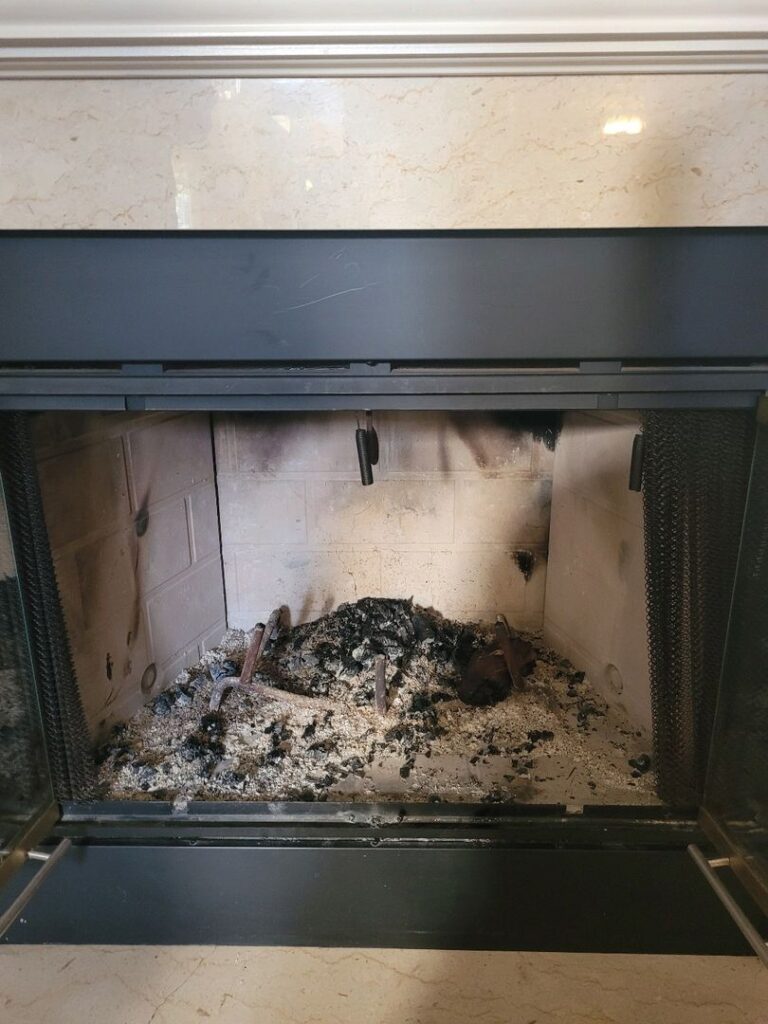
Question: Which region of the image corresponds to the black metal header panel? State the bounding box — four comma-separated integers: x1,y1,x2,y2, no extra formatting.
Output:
0,229,766,365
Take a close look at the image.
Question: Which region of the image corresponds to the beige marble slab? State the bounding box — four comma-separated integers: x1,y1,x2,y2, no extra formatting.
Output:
0,75,766,230
1,946,767,1024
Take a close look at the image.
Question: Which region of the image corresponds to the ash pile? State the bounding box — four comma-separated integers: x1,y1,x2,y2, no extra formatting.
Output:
243,597,467,702
97,597,657,806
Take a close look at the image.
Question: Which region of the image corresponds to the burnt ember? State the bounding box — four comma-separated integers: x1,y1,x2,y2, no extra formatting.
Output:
97,597,658,806
455,616,536,707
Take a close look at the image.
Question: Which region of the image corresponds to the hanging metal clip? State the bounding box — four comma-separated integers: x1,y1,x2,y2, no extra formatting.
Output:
628,432,645,492
355,410,379,485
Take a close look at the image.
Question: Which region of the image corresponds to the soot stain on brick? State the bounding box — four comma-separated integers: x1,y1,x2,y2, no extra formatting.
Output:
238,411,342,471
483,411,561,452
134,500,150,538
526,412,562,452
514,550,535,582
129,489,151,655
450,411,561,470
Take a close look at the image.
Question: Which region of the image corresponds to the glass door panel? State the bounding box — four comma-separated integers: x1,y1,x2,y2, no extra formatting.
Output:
0,470,54,872
702,400,768,914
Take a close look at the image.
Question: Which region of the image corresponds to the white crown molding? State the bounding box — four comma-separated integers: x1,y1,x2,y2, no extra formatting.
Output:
0,1,767,77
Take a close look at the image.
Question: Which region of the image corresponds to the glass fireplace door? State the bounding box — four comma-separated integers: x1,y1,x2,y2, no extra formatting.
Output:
701,397,768,921
0,468,56,892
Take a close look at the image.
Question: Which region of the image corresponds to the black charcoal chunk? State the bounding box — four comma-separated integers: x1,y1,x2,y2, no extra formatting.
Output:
628,753,652,774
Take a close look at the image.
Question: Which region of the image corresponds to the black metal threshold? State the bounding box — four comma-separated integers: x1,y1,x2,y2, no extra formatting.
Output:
4,803,763,951
58,799,699,848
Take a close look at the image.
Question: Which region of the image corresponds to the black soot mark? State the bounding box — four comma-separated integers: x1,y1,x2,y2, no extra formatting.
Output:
514,550,535,582
449,411,562,469
134,502,150,538
105,652,114,681
490,411,561,452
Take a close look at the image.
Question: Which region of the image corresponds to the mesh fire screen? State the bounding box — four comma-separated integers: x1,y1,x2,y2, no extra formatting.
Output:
0,412,95,801
643,409,755,806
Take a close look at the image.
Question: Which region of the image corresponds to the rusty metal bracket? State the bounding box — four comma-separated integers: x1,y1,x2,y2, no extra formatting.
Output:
208,607,283,711
374,654,387,714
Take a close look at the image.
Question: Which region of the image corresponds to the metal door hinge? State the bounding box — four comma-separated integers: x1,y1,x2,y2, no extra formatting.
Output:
0,837,71,939
688,845,768,967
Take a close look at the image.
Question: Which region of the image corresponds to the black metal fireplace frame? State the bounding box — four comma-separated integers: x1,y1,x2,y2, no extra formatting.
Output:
2,227,767,952
1,228,767,412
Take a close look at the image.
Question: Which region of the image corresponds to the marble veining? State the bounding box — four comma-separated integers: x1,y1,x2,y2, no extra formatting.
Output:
0,75,766,229
1,946,767,1023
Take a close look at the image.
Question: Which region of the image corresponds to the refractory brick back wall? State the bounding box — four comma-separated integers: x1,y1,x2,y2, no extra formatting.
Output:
212,412,555,634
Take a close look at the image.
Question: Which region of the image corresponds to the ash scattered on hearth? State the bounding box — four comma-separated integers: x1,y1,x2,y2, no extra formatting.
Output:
97,597,657,806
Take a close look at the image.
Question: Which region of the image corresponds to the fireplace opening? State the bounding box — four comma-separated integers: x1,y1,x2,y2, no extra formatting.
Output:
2,406,753,811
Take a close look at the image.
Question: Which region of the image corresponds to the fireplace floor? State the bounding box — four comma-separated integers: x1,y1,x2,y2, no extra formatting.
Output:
96,599,658,806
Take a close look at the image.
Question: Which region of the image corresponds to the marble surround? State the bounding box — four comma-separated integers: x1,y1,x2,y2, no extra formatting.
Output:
0,74,766,230
2,946,768,1024
2,74,768,1006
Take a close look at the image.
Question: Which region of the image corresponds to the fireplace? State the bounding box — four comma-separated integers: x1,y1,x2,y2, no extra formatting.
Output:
1,228,767,957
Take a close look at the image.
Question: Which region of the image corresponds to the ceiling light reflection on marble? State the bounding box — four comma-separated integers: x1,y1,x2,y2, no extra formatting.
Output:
603,116,644,136
217,79,243,102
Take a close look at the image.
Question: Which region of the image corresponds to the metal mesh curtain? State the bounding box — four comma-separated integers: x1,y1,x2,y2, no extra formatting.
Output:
643,409,755,806
0,412,95,800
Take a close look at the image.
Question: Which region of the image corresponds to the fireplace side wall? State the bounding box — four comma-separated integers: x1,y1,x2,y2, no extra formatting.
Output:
33,412,227,739
543,412,651,730
213,412,554,632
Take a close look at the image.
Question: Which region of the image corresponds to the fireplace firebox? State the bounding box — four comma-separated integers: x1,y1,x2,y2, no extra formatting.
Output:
1,229,767,959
